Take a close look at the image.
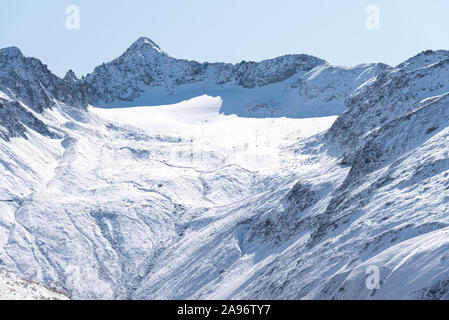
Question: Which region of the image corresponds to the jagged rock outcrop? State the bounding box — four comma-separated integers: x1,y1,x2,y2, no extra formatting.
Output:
0,47,90,112
0,47,91,140
0,98,59,141
63,69,79,84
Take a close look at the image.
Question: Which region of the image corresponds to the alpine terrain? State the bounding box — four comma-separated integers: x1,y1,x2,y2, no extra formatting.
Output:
0,37,449,299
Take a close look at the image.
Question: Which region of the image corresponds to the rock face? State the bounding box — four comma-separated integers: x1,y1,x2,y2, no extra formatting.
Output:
0,47,90,112
63,70,79,84
0,98,58,141
0,47,90,140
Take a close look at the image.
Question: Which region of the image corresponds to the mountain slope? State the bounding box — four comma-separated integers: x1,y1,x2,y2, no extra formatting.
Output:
234,50,449,300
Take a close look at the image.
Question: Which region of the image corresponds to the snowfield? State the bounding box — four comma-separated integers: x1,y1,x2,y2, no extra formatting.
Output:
91,95,336,173
1,39,449,299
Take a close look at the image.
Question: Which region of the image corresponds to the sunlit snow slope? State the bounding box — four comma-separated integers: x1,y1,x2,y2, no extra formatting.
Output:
92,95,335,173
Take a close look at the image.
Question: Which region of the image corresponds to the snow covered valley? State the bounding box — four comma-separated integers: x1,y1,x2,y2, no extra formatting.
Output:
1,39,449,299
1,94,339,299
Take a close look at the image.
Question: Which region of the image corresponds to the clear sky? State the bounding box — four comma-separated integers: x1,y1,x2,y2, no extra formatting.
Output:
1,0,449,78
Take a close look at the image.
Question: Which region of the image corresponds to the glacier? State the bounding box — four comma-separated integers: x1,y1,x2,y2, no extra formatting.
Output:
1,37,449,299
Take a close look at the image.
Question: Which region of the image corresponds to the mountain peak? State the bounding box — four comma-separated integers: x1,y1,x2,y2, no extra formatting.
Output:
395,49,449,72
64,69,79,83
0,46,23,59
127,37,164,54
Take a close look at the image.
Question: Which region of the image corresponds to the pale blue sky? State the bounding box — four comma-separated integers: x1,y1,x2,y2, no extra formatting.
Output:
1,0,448,78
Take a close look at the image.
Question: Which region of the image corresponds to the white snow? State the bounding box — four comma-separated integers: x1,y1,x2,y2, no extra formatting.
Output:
91,95,336,173
0,267,68,300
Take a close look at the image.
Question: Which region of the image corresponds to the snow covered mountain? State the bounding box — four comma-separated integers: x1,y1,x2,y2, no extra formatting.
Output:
84,37,326,104
1,38,449,300
82,37,389,118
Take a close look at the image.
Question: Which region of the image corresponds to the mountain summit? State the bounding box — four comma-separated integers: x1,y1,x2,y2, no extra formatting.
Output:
126,36,165,54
